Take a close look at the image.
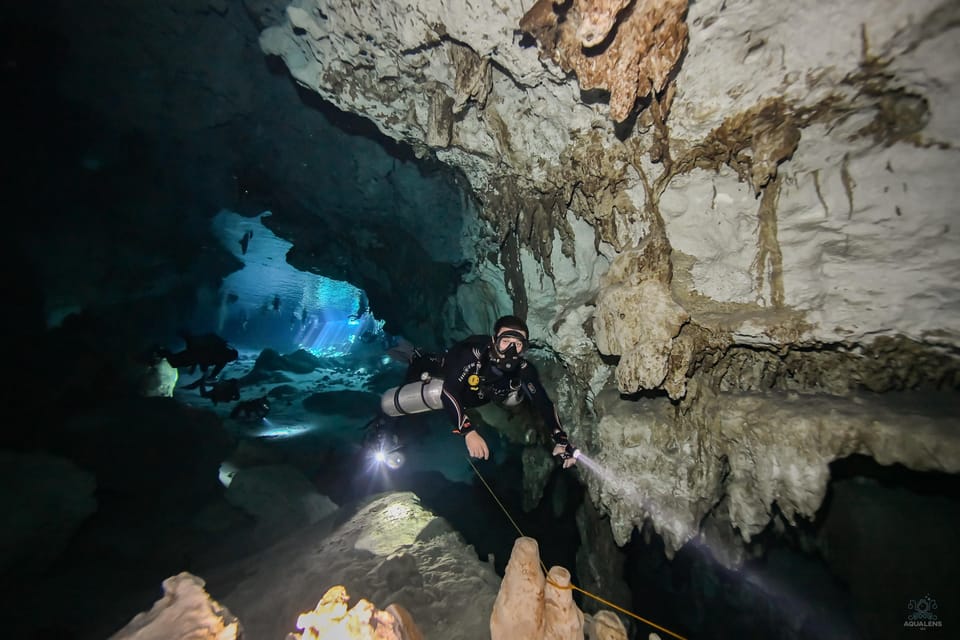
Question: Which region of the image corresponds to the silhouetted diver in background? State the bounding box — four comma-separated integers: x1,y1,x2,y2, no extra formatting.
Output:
230,395,270,420
198,377,241,405
158,331,239,378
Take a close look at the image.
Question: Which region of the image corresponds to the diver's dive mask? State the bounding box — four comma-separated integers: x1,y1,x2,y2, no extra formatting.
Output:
491,329,528,373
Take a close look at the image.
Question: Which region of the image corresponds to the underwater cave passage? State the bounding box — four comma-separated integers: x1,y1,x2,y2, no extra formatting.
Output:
205,208,383,357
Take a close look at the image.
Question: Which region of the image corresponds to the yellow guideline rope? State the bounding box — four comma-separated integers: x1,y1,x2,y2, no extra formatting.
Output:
467,457,689,640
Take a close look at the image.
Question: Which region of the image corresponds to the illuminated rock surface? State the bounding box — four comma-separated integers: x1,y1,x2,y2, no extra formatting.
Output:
490,536,630,640
288,585,423,640
201,492,499,639
109,572,240,640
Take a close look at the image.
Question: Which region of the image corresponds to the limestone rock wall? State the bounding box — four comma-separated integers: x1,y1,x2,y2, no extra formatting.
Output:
262,0,959,356
589,385,960,560
260,0,960,562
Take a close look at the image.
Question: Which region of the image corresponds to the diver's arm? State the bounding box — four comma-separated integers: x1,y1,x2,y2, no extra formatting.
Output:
439,346,472,432
517,361,564,435
440,385,489,459
436,341,476,431
440,383,470,433
519,361,577,467
440,343,489,459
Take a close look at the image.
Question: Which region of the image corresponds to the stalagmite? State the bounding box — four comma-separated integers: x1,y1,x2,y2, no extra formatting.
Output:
108,572,240,640
490,537,546,639
543,566,584,640
492,537,598,639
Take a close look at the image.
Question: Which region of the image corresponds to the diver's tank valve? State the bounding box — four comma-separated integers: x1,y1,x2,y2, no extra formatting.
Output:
502,377,524,407
381,378,445,417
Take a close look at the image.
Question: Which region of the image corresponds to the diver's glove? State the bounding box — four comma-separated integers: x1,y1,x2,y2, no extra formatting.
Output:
551,429,578,469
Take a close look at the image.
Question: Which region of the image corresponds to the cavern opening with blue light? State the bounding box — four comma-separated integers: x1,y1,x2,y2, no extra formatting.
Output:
205,209,383,358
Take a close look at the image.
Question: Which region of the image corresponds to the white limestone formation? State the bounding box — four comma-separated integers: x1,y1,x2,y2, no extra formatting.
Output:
490,536,587,640
543,566,586,640
490,537,546,640
108,572,240,640
288,585,424,640
261,0,960,563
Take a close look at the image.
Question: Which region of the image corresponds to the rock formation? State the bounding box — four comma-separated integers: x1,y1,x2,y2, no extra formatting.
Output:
207,492,500,639
490,537,545,639
108,572,240,640
289,585,423,640
113,534,634,640
109,578,426,640
543,565,586,640
102,492,497,639
491,536,627,640
585,610,630,640
520,0,689,123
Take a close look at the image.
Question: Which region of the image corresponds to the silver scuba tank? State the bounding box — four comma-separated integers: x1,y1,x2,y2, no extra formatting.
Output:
381,377,445,417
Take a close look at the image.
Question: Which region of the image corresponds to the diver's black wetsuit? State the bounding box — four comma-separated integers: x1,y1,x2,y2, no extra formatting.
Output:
409,335,563,438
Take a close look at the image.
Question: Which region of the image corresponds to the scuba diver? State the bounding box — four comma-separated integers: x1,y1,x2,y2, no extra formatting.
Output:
196,376,241,405
230,395,271,420
157,331,239,379
371,315,579,468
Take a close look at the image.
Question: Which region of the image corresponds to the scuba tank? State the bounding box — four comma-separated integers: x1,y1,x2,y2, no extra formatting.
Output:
381,377,445,417
381,375,526,415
